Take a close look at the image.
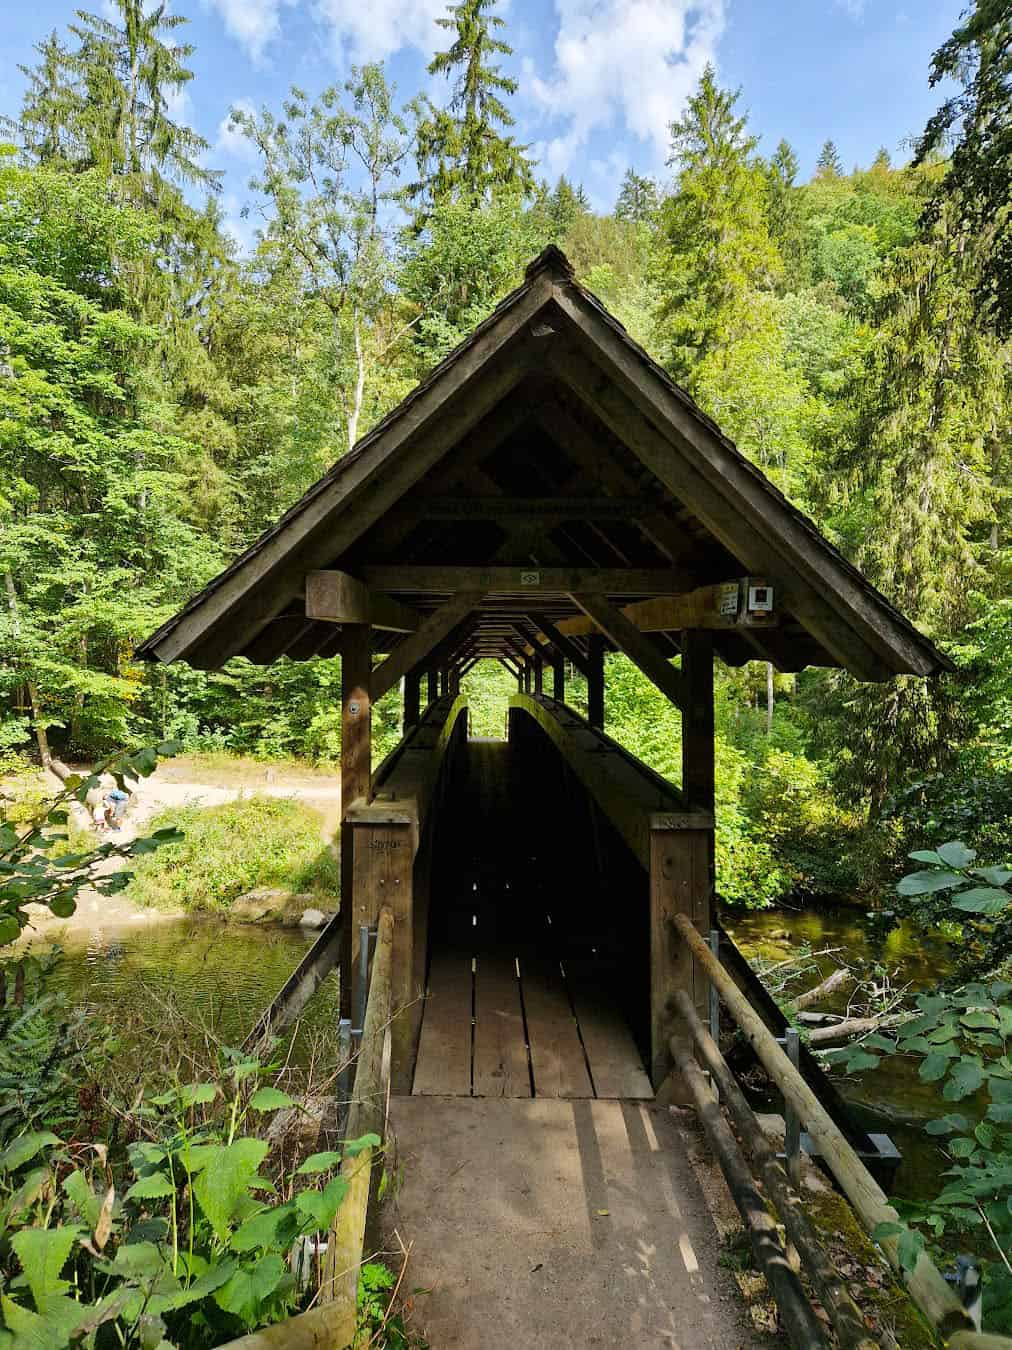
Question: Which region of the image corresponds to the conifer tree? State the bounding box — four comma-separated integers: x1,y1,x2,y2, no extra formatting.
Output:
70,0,218,193
412,0,533,217
815,138,843,179
614,169,658,222
1,32,84,168
764,139,806,286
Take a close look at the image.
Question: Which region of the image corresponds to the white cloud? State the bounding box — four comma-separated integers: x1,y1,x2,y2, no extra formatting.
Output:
215,98,259,160
220,192,258,255
310,0,447,63
527,0,726,178
203,0,294,63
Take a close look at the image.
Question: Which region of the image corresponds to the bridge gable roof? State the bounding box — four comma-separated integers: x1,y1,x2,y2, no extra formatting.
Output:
137,245,949,681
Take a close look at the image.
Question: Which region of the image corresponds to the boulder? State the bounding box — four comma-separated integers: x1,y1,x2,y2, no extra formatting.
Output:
299,908,328,929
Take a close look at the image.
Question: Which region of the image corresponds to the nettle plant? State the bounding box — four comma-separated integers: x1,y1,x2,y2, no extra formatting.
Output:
0,1050,378,1348
829,842,1012,1327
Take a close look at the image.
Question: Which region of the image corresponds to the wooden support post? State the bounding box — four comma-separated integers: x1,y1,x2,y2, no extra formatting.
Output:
682,630,715,813
439,669,448,697
427,669,438,705
649,812,713,1091
346,806,418,1092
587,634,604,729
534,656,543,695
403,670,420,732
552,652,565,702
340,625,372,1019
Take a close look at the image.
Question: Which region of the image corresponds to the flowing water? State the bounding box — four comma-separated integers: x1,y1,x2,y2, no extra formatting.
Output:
727,904,958,1201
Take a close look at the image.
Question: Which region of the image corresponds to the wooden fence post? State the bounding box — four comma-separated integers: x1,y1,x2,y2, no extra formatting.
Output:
649,811,713,1091
587,634,604,728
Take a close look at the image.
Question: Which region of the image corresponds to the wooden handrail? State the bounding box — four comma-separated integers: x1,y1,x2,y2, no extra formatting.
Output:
672,990,877,1350
220,907,395,1350
671,912,975,1339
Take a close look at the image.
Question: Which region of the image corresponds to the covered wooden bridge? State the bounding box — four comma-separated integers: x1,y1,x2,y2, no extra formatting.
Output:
139,248,981,1349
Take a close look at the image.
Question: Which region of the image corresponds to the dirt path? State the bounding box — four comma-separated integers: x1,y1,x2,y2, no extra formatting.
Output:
387,1097,767,1349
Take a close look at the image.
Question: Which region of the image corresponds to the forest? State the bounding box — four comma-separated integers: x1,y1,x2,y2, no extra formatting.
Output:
1,0,1008,912
0,0,1011,1343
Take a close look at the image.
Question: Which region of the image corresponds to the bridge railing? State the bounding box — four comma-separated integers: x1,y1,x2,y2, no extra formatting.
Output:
220,905,395,1350
672,913,1006,1348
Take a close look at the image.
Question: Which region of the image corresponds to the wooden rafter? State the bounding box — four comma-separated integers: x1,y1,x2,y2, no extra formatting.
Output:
569,592,684,710
306,571,421,632
371,593,487,701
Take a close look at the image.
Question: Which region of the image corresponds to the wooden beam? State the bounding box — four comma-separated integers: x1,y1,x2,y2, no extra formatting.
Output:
682,631,714,814
529,614,593,682
359,566,687,594
403,669,421,731
306,571,421,633
555,578,777,638
371,594,486,702
570,592,684,710
587,633,604,729
423,496,650,520
546,333,918,680
340,624,372,1019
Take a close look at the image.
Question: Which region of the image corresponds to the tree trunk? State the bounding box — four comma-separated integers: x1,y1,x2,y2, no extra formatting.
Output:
4,569,51,768
347,310,366,451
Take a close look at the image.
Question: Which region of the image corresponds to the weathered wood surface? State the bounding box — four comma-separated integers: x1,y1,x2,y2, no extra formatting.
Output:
371,592,487,701
306,570,420,631
650,820,711,1087
413,952,473,1096
564,961,652,1099
672,913,974,1338
674,990,878,1350
519,954,592,1099
473,953,530,1098
359,566,690,593
555,578,779,637
671,1046,830,1348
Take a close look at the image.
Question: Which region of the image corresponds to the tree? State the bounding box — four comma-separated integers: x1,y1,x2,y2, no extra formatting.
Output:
543,175,589,238
614,169,658,223
69,0,218,195
0,32,83,169
412,0,533,217
764,139,806,287
915,0,1012,336
231,68,414,451
815,138,843,179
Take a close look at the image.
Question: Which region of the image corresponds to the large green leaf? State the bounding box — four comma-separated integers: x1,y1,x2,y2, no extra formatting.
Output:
896,869,966,896
0,1133,60,1173
11,1226,81,1313
192,1139,269,1242
937,841,976,869
951,887,1011,916
213,1255,287,1326
247,1087,296,1113
918,1053,950,1083
126,1173,177,1202
943,1058,986,1101
295,1151,344,1175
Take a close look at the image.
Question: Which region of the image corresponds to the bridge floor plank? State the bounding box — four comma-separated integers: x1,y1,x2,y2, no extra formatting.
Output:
473,953,531,1097
517,954,593,1098
566,960,654,1099
413,952,472,1096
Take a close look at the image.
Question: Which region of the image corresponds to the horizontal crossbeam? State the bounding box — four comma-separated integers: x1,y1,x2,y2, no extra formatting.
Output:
306,570,422,633
359,567,687,593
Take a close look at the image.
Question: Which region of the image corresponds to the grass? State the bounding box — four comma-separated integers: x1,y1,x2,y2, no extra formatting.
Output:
123,795,340,914
152,752,341,786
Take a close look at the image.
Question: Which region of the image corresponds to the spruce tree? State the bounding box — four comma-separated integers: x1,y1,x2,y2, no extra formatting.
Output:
815,138,843,179
1,32,84,168
764,139,805,286
614,169,658,222
412,0,533,217
69,0,218,193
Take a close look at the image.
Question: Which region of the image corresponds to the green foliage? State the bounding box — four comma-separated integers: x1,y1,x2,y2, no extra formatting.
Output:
0,1052,379,1346
123,796,338,913
357,1260,427,1347
0,742,182,947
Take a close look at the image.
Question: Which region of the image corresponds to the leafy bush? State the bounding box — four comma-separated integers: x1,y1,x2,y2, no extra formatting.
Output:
0,1055,378,1347
124,796,339,913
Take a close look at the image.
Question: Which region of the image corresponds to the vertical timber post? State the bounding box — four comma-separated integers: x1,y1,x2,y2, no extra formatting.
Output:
587,634,605,729
439,668,448,698
427,669,438,706
552,653,565,703
340,624,372,1020
403,670,420,733
533,656,543,695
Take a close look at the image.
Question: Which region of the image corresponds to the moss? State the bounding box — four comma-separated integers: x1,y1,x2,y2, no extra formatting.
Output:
804,1184,937,1348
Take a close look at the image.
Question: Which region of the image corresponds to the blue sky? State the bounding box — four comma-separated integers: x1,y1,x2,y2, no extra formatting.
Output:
1,0,964,238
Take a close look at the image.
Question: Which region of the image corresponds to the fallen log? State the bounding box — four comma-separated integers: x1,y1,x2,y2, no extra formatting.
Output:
793,967,853,1011
807,1016,890,1048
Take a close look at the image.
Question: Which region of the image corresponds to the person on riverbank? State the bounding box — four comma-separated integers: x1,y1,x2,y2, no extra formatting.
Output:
104,787,129,831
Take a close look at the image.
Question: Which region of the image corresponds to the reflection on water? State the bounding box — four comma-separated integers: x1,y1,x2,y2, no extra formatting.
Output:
726,904,957,1202
36,917,341,1074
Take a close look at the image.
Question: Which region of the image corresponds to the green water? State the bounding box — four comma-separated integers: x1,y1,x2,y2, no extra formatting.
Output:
727,904,958,1201
38,917,342,1076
